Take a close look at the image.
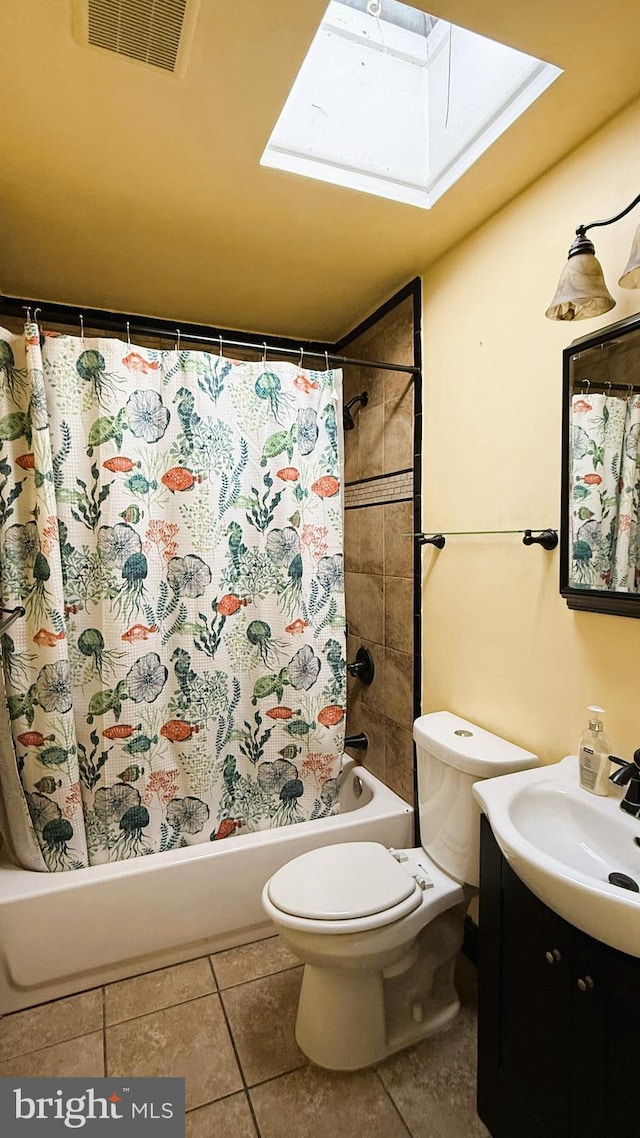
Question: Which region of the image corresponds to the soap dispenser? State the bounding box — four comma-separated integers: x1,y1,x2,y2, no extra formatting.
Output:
578,706,612,796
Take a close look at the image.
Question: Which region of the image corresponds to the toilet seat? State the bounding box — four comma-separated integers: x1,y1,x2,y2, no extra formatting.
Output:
264,841,425,934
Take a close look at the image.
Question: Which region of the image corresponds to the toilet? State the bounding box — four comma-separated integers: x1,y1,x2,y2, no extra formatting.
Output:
262,711,537,1070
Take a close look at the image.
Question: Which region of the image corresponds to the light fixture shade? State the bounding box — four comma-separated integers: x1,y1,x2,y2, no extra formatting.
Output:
619,223,640,288
545,253,615,321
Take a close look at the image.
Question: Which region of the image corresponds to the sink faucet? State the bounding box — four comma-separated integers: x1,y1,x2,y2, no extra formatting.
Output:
609,751,640,817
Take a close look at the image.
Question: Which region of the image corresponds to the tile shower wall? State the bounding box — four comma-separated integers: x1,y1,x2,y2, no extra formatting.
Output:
341,291,419,805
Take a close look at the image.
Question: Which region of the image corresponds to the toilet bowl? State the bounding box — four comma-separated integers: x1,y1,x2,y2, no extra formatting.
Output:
262,711,538,1070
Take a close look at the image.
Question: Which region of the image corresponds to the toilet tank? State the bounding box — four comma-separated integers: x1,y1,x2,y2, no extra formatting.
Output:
414,712,537,887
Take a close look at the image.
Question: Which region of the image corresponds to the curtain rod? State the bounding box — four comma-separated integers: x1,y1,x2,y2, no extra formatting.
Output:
574,378,640,394
0,297,419,376
115,327,418,376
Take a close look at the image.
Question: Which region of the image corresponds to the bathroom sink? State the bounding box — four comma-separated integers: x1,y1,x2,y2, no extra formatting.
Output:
473,756,640,957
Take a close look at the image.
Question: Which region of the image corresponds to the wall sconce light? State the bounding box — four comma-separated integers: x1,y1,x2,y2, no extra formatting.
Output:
545,192,640,321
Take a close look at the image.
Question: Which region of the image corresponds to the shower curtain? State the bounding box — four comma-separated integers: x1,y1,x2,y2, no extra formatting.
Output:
570,389,640,590
0,323,346,871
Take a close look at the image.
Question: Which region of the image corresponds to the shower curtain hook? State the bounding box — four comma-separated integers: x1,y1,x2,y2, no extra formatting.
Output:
175,328,181,352
262,342,268,364
299,346,304,369
79,314,85,345
33,307,41,325
219,335,223,357
23,307,31,324
126,321,131,350
605,381,612,395
325,350,330,370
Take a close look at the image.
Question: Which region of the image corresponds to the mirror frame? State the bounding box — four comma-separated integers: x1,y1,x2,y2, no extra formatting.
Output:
560,309,640,618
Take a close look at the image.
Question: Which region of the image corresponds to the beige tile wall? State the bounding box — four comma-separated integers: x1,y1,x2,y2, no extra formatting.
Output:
342,297,416,805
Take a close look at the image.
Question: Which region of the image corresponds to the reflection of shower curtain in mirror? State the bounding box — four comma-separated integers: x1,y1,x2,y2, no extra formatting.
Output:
0,324,346,871
570,391,640,590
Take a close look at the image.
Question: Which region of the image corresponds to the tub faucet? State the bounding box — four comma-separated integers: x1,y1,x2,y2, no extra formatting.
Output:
609,751,640,817
345,733,368,751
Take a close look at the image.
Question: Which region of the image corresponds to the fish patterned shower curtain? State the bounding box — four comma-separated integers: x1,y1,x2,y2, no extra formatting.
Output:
570,390,640,590
0,324,346,871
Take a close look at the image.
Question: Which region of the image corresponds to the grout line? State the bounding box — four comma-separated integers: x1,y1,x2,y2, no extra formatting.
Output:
345,467,413,487
213,961,302,993
345,497,413,511
206,959,256,1122
373,1067,414,1137
208,955,220,991
103,988,218,1027
241,1059,307,1094
102,987,107,1076
0,992,108,1063
184,1086,258,1115
212,965,263,1138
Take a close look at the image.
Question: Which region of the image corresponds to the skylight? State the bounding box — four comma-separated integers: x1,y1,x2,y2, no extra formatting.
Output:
261,0,562,209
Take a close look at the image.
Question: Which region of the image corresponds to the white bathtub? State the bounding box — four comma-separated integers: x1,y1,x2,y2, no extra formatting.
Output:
0,760,413,1012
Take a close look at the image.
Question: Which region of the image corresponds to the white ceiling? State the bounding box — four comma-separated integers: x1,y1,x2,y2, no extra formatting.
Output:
1,0,640,340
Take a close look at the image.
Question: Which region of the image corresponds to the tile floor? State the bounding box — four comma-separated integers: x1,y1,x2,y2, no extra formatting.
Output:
0,938,488,1138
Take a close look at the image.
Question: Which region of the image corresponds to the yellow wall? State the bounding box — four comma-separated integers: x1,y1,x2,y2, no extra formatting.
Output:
420,95,640,765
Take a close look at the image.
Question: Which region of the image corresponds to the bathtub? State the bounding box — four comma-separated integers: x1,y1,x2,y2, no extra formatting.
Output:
0,759,413,1012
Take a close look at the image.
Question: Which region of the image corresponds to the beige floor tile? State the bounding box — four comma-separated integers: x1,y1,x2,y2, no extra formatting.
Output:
0,988,102,1060
376,1006,489,1138
106,994,241,1111
186,1092,257,1138
250,1064,410,1138
105,958,216,1025
0,1031,104,1077
212,936,300,989
221,966,305,1085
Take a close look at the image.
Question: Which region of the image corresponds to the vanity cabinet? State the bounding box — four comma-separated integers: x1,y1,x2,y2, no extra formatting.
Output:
478,817,640,1138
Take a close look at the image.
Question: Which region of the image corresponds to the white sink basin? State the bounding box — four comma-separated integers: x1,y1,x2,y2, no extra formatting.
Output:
473,756,640,957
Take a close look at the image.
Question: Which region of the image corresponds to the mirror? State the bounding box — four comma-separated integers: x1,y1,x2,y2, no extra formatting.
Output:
561,311,640,617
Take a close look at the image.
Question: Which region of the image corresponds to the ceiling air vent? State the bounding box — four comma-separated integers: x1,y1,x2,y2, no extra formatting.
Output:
73,0,200,76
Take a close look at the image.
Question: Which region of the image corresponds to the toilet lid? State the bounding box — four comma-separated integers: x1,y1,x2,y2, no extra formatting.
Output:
266,841,418,920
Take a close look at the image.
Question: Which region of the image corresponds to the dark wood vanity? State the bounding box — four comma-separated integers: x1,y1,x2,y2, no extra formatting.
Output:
478,817,640,1138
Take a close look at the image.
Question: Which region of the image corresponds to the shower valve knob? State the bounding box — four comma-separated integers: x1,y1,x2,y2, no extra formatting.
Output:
346,647,375,685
